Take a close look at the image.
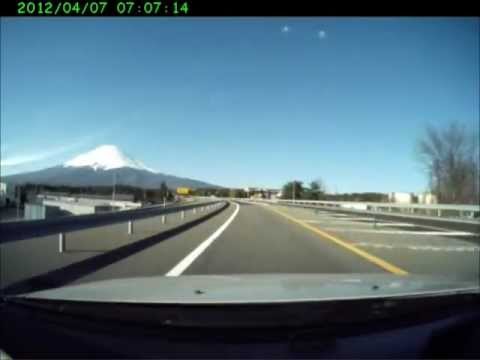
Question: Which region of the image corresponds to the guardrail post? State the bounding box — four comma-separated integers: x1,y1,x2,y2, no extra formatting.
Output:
181,210,185,220
162,215,166,224
193,208,197,214
128,221,133,235
437,209,442,217
59,233,65,253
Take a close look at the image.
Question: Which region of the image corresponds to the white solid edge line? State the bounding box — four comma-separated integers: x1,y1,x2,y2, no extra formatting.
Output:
165,202,240,277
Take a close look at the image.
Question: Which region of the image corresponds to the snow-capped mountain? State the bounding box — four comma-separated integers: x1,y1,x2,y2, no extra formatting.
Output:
2,145,220,189
63,145,156,172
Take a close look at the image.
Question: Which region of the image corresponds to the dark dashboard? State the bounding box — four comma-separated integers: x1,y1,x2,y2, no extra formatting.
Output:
1,293,479,359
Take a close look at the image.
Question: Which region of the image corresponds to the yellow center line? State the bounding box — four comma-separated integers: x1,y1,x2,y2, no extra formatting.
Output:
263,204,409,276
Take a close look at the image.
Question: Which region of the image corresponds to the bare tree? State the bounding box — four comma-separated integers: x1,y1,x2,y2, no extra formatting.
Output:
416,122,479,204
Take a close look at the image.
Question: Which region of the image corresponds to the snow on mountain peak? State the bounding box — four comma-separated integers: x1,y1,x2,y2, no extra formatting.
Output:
63,145,156,172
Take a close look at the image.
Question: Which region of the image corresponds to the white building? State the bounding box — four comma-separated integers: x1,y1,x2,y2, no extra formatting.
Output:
29,194,142,218
244,187,281,199
388,192,413,204
266,189,282,199
37,194,141,209
418,192,438,205
0,182,16,207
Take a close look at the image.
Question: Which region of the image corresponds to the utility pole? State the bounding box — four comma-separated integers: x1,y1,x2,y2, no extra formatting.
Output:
292,181,295,203
112,173,116,201
16,185,20,220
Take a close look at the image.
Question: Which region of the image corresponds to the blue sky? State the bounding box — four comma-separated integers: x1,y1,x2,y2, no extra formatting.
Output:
1,18,478,192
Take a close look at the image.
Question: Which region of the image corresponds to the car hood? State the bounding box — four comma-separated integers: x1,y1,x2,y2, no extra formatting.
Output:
13,274,479,304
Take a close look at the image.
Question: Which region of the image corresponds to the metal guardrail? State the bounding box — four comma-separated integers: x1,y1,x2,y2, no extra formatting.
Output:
231,198,479,235
58,201,226,253
0,200,226,243
276,199,478,210
228,198,480,220
278,200,480,219
0,201,228,293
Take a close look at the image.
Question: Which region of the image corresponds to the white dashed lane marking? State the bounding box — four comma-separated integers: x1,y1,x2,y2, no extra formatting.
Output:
323,228,476,236
354,242,480,252
374,223,417,227
300,217,477,237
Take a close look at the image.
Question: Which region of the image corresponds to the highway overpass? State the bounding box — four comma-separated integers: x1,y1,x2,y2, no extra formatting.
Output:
1,199,479,295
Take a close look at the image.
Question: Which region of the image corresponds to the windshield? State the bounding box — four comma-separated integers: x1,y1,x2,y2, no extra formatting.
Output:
0,18,479,302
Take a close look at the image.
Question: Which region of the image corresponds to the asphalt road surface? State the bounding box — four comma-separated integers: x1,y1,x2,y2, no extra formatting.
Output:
1,201,478,294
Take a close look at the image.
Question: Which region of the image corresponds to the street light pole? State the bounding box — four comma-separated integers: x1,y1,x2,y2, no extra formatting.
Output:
16,185,20,220
112,173,116,201
292,181,295,203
